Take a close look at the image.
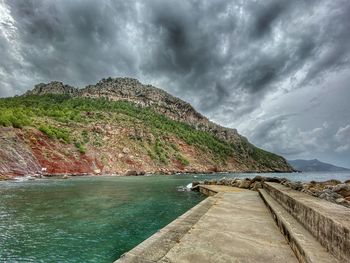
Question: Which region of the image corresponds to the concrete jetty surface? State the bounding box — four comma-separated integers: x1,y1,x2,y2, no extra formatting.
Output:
116,186,298,263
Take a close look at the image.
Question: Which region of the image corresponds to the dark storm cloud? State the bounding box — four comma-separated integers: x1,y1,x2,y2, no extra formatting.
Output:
2,0,138,89
1,0,350,166
249,0,291,39
2,0,348,100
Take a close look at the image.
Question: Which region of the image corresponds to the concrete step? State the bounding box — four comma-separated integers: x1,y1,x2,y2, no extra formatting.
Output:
259,189,340,263
263,182,350,262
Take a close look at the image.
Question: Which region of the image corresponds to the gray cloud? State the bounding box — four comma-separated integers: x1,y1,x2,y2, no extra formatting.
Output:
0,0,350,167
249,0,291,39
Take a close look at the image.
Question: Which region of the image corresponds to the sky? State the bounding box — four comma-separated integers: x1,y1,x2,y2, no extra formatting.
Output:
0,0,349,167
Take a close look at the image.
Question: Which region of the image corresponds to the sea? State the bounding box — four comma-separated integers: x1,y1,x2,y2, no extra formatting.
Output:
1,172,349,262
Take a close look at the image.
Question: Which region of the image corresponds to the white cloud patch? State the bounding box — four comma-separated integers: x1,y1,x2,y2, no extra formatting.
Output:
335,125,350,153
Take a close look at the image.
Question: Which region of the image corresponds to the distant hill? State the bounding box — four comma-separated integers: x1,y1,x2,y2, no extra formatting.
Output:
0,77,293,177
288,159,350,172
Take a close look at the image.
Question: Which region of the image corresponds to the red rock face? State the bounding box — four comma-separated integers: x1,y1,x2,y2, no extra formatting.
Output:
27,129,103,175
0,125,292,178
0,127,103,176
0,128,41,176
0,126,214,177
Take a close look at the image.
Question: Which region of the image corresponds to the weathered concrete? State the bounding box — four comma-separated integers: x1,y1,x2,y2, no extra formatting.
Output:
196,184,244,196
259,189,340,263
116,185,298,263
263,182,350,262
115,194,218,262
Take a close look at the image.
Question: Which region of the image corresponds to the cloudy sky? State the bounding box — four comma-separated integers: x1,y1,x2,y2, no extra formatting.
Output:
0,0,349,167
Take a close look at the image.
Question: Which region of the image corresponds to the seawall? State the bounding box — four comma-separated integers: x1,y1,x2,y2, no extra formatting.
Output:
115,178,349,263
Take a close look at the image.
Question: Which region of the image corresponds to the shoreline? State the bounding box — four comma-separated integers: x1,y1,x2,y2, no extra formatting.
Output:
2,170,349,184
0,168,297,181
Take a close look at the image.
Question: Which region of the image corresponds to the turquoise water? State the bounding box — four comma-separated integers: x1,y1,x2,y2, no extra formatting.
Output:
1,172,349,262
0,175,206,262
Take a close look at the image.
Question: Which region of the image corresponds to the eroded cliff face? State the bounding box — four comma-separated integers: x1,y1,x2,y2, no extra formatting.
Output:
0,128,41,176
0,128,103,176
0,125,291,177
0,78,294,177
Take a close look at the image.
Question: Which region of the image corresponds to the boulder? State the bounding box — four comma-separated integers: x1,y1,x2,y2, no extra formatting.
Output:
238,179,252,189
230,178,237,186
251,175,263,182
251,181,262,191
224,179,232,186
137,171,146,176
217,178,224,185
265,177,282,183
335,197,345,204
332,183,350,198
233,179,241,187
290,181,303,191
0,175,11,181
323,179,342,186
125,170,137,176
319,189,342,202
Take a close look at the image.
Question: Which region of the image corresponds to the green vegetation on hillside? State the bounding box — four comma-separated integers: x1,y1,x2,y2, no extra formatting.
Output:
0,109,29,128
0,95,233,162
250,146,286,169
39,124,70,143
232,137,285,169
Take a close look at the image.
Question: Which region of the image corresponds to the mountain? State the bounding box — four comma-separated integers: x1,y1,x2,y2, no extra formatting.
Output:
288,159,350,172
0,77,293,177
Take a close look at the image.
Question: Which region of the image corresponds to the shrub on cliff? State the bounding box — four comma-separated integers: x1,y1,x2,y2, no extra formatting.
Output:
176,154,190,166
74,141,86,154
39,124,70,143
0,109,30,128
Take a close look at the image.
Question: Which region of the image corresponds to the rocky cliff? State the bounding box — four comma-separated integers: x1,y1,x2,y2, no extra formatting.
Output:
0,77,293,177
27,78,241,143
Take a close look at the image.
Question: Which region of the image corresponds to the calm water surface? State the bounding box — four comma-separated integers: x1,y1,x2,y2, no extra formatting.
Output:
0,172,349,262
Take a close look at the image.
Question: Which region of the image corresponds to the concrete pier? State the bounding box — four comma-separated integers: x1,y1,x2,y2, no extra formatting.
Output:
116,181,348,263
115,185,298,263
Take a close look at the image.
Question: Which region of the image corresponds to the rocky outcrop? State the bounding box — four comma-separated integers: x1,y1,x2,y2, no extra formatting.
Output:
25,81,77,96
300,180,350,206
